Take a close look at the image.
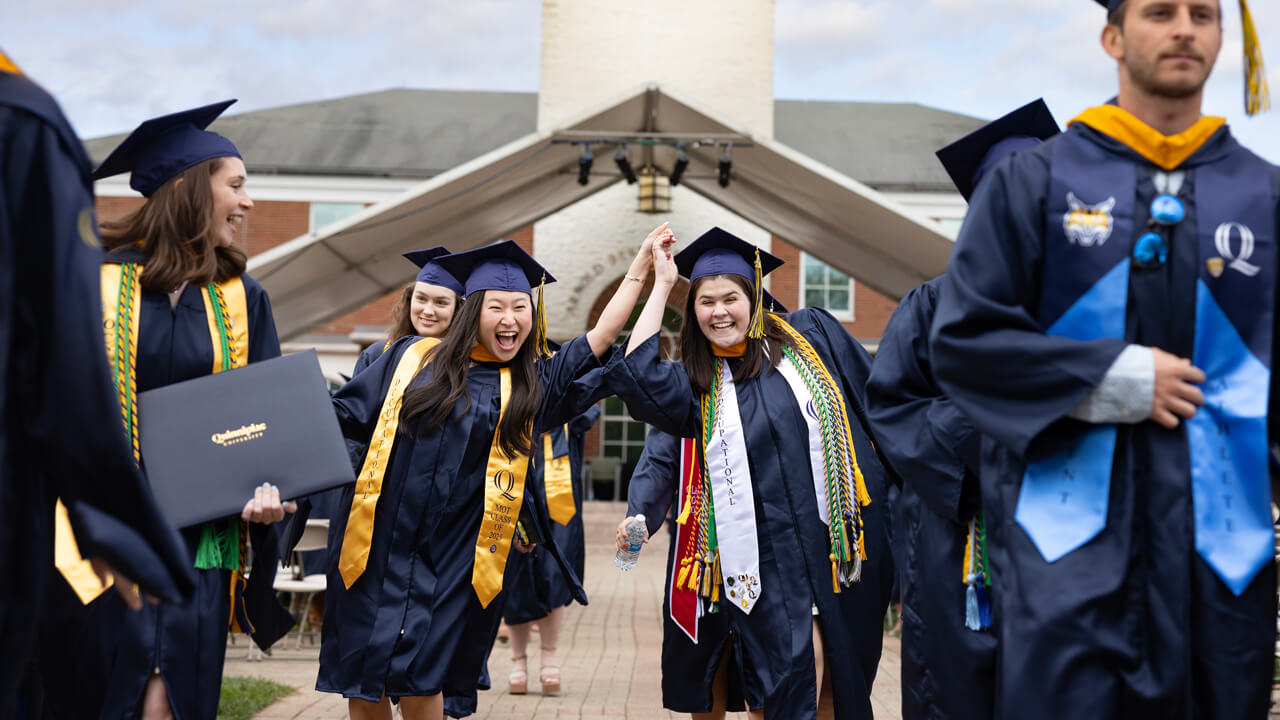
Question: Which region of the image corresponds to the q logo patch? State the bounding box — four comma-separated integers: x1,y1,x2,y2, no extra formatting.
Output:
1212,222,1260,278
1063,193,1116,247
493,469,517,502
78,207,100,248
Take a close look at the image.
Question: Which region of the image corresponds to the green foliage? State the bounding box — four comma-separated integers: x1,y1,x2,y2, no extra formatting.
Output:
217,676,293,720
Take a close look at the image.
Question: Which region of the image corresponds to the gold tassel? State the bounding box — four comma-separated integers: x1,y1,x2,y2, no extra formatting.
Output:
711,579,720,603
746,249,765,339
830,554,841,594
1240,0,1270,115
677,559,692,590
535,274,552,358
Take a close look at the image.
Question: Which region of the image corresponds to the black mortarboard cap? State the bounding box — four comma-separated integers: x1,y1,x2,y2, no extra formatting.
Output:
1094,0,1124,12
93,100,240,197
402,246,464,296
433,240,556,299
674,227,785,339
936,98,1060,201
673,227,784,283
762,290,788,314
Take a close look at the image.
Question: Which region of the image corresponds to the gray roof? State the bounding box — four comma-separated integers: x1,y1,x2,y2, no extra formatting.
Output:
84,89,983,191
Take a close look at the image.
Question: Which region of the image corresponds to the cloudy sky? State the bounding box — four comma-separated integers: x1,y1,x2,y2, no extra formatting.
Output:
8,0,1279,161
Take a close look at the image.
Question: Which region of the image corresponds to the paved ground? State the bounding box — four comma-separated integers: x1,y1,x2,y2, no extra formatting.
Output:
223,501,902,719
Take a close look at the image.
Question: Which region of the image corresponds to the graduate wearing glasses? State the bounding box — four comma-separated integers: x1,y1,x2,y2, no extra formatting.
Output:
930,2,1278,717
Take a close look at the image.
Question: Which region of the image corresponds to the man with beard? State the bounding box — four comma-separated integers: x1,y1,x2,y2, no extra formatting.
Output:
930,1,1277,718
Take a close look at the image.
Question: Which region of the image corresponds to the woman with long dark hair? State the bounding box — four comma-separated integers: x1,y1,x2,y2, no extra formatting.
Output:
322,225,672,720
40,101,295,720
609,227,895,720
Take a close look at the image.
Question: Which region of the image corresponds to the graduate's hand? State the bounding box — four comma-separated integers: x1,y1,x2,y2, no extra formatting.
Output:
241,483,299,524
652,236,678,288
89,557,154,610
632,222,673,275
615,516,650,552
1149,347,1205,429
513,534,535,554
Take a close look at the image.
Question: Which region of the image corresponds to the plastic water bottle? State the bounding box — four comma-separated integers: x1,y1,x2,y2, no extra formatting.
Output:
615,514,646,571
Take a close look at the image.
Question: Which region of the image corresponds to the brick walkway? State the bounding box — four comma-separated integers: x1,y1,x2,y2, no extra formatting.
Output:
225,501,903,719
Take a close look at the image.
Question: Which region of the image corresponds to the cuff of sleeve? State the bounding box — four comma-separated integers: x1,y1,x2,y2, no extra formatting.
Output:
1067,344,1154,424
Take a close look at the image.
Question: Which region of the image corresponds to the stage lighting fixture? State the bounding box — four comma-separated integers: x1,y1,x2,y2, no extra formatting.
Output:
615,145,638,184
669,147,690,187
577,147,593,186
717,146,732,188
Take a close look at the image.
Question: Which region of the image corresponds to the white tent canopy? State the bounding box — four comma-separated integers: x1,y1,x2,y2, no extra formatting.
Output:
249,85,955,340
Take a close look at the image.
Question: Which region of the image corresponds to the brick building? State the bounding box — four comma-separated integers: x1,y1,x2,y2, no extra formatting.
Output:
84,0,983,490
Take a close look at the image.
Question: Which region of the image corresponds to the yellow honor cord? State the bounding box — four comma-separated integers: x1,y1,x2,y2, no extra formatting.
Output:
471,367,531,608
535,275,552,359
53,263,143,604
544,428,576,525
338,337,440,588
201,278,248,372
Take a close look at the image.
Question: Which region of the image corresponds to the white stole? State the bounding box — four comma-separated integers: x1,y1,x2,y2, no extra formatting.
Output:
709,359,762,614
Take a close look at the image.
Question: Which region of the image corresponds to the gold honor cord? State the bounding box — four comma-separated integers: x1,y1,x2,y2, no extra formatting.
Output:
471,367,530,609
201,278,248,373
339,337,440,588
544,428,576,525
53,264,142,603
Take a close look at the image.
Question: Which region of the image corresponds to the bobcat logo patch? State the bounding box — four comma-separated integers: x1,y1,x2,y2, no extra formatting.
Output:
1063,193,1116,247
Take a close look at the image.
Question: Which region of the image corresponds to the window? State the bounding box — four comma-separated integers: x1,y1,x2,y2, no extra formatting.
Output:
799,252,855,320
601,396,648,465
310,202,364,233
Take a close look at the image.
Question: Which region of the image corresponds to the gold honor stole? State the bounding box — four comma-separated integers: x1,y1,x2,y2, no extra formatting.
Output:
544,427,575,525
472,367,530,608
54,266,249,604
338,337,440,587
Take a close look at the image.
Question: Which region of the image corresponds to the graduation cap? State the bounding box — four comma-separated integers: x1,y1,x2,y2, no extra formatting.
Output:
1092,0,1268,115
674,227,785,340
936,99,1060,201
402,246,464,296
435,240,557,356
93,100,241,197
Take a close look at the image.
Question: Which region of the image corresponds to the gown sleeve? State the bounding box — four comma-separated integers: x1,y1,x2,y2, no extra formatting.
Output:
929,151,1127,460
331,336,420,443
866,281,979,522
535,335,618,432
5,91,195,602
602,333,700,438
626,428,681,537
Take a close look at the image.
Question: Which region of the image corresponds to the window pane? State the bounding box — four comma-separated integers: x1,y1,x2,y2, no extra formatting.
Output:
804,256,826,285
605,396,623,415
805,289,825,308
826,265,852,284
627,423,646,441
828,288,850,311
604,445,622,458
604,423,622,441
625,446,644,463
310,202,364,232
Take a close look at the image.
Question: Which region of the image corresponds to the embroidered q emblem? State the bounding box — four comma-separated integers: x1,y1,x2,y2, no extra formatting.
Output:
1063,192,1116,247
1213,222,1261,277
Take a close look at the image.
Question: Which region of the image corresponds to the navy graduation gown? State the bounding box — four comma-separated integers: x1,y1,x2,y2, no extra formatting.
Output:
865,278,995,720
605,307,894,720
931,123,1280,720
320,335,604,712
39,248,292,720
503,405,602,626
0,70,194,714
626,427,747,715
